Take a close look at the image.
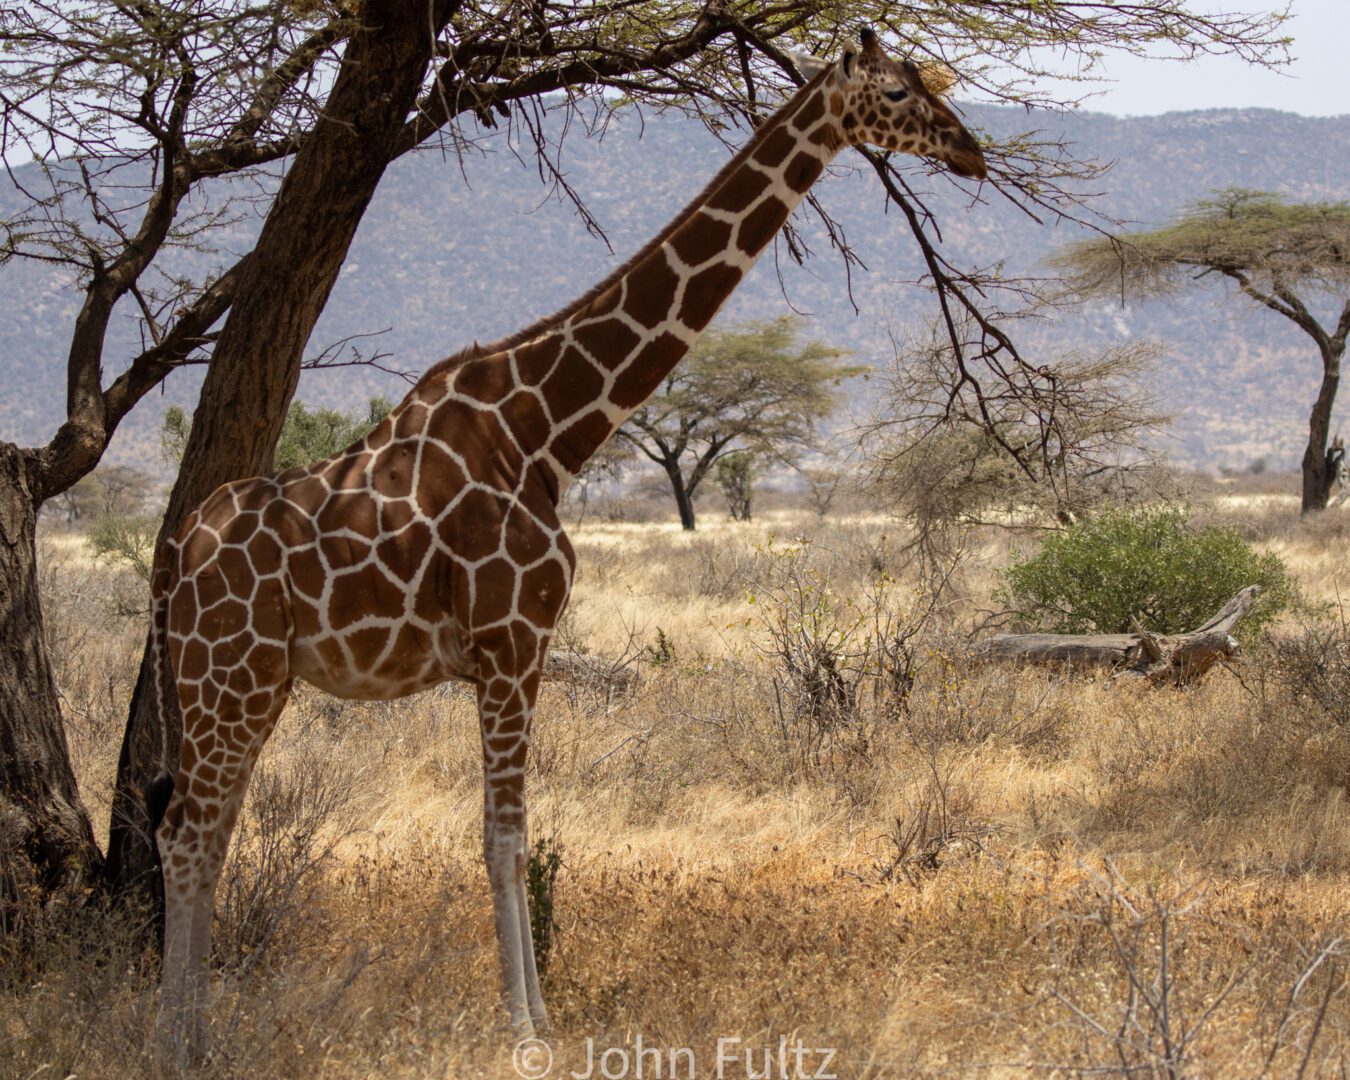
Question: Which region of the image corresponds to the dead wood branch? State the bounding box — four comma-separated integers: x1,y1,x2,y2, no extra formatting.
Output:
975,586,1261,685
542,649,642,697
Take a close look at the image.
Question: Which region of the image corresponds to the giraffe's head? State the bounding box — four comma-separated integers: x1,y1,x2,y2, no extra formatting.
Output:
793,30,986,180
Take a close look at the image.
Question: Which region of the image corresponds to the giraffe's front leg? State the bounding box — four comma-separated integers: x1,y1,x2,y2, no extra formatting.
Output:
475,633,550,1034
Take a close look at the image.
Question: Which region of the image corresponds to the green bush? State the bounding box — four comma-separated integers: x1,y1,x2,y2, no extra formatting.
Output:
997,508,1291,637
161,396,393,470
274,397,392,471
526,835,563,979
88,512,160,583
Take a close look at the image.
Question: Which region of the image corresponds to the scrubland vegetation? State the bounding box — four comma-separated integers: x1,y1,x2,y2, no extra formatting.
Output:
7,478,1350,1078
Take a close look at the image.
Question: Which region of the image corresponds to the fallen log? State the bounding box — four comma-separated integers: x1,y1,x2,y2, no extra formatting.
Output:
542,649,642,696
975,585,1261,685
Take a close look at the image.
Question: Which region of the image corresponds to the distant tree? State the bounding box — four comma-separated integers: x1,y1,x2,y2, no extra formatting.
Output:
161,398,391,471
50,465,152,525
801,466,846,520
715,452,755,522
567,436,632,525
616,318,861,530
1056,190,1350,514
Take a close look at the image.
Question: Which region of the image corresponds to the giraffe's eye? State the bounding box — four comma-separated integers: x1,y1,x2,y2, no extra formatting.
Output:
884,89,909,103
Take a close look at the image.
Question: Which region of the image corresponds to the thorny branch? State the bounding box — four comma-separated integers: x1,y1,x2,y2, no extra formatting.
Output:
861,147,1067,483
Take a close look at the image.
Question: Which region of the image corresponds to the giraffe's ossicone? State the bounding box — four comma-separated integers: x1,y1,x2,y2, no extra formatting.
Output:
151,29,985,1059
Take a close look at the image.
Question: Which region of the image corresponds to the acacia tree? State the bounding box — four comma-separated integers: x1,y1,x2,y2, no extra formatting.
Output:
0,2,1291,912
50,465,153,525
617,318,860,529
1056,190,1350,514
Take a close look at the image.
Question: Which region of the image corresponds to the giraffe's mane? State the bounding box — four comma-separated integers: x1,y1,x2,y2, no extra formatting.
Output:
415,67,833,385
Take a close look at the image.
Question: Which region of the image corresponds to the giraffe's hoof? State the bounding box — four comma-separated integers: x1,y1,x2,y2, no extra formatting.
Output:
155,1008,213,1069
505,1003,540,1040
511,1016,536,1038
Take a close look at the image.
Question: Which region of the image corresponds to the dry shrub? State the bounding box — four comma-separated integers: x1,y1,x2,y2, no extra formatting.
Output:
688,536,756,600
1193,496,1303,542
872,761,998,886
547,612,646,714
36,534,144,803
1043,872,1245,1076
747,536,949,777
902,653,1068,752
215,740,367,973
1037,866,1350,1077
1295,506,1350,546
1267,612,1350,728
0,901,163,1077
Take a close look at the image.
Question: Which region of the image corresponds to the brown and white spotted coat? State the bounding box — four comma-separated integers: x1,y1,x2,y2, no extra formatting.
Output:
152,30,986,1052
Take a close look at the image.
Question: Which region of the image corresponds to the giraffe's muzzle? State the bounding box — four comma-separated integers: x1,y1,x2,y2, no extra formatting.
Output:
945,128,987,180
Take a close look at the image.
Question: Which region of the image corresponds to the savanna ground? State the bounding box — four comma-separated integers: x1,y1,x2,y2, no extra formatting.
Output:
8,477,1350,1078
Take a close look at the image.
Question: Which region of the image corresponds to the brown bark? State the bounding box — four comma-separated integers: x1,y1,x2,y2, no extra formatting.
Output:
1301,338,1345,514
976,585,1262,685
106,1,455,899
0,445,103,925
666,463,699,531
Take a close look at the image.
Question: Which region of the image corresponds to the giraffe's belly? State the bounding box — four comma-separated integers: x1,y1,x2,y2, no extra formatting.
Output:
289,616,475,701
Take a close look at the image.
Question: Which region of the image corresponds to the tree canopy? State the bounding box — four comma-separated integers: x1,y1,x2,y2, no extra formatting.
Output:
0,0,1297,915
0,3,1294,497
1054,190,1350,299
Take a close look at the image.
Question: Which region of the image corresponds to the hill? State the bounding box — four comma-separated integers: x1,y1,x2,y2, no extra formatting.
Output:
2,102,1349,473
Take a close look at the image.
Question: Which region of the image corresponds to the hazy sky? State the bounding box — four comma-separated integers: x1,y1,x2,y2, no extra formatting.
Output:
1025,0,1344,117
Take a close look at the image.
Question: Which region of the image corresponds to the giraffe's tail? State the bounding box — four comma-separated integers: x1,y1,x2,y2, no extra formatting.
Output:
145,772,175,837
144,556,176,841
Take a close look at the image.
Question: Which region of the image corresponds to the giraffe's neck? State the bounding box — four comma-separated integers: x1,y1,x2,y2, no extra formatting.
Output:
431,73,843,495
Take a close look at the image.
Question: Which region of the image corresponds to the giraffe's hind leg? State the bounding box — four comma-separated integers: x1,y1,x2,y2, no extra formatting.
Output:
483,773,539,1034
475,635,550,1033
516,852,549,1027
156,676,291,1063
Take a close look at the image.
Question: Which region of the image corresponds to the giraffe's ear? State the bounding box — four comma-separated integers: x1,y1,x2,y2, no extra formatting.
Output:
788,51,831,80
917,61,959,97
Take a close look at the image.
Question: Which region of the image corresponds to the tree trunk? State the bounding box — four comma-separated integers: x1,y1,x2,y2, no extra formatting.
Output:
106,2,453,901
1300,342,1343,514
0,444,102,927
665,463,698,530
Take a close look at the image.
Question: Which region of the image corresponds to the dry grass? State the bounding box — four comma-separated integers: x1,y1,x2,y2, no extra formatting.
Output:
8,500,1350,1077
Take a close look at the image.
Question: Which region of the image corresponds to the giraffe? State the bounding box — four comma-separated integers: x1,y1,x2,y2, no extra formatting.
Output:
149,29,985,1054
